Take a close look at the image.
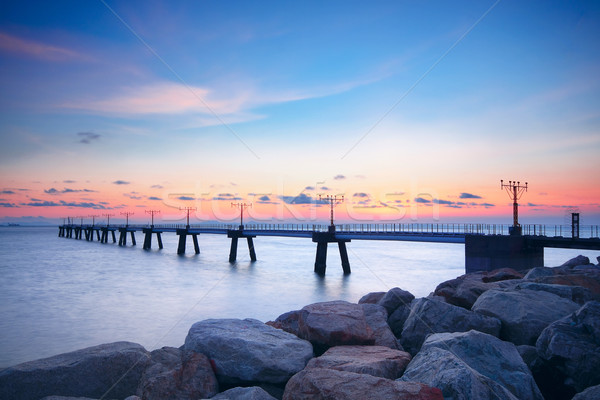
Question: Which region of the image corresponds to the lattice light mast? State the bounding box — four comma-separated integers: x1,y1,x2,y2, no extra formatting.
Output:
232,202,252,229
103,213,115,227
318,195,344,227
89,214,100,226
500,180,528,234
120,211,134,227
179,207,196,228
146,210,160,227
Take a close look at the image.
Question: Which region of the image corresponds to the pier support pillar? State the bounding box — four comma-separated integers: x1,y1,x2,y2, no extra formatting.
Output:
227,229,257,262
465,235,544,273
312,230,351,275
314,241,328,274
177,232,186,254
143,230,152,250
247,237,257,261
229,236,239,262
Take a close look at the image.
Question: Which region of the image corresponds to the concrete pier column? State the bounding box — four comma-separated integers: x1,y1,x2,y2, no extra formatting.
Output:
111,230,116,243
157,233,163,249
119,229,126,246
177,230,187,254
314,242,328,275
143,230,152,250
465,235,544,273
229,236,239,262
192,234,199,254
247,237,257,261
130,232,136,246
338,241,351,274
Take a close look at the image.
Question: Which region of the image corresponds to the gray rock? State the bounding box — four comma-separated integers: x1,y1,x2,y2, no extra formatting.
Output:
377,287,415,315
573,264,600,271
184,318,313,385
137,346,218,400
358,291,385,304
399,297,501,355
388,300,413,337
561,255,590,267
482,268,524,283
360,303,399,349
399,346,518,400
0,341,151,400
283,368,443,400
573,384,600,400
305,345,411,380
472,288,580,345
434,272,494,309
515,282,599,304
209,386,278,400
420,330,543,400
524,267,555,280
275,301,377,353
536,301,600,393
124,397,141,400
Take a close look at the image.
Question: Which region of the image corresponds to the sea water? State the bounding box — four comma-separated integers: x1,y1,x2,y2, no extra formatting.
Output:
1,226,598,368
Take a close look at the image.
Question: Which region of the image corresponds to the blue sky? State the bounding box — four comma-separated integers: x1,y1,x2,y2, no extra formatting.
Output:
1,1,599,224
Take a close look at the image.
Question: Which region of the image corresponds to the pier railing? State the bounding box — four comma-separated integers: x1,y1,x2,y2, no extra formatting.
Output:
62,222,600,239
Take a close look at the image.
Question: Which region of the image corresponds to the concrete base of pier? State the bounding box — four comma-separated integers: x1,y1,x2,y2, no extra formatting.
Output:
312,228,351,275
465,235,544,273
143,228,163,250
176,228,199,254
227,228,257,262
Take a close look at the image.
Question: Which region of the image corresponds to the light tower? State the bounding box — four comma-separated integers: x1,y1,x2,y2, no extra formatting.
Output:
146,209,160,228
120,211,134,227
102,213,115,227
500,180,528,235
89,214,100,226
318,195,344,232
179,207,196,229
231,202,252,229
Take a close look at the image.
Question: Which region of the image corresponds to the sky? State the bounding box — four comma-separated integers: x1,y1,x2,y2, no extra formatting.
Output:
0,0,599,226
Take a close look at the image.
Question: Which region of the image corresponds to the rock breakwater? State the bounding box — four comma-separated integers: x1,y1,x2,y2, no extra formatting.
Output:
1,256,599,399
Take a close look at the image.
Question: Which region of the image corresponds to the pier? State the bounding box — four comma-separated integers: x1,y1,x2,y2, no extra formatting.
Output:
58,221,600,274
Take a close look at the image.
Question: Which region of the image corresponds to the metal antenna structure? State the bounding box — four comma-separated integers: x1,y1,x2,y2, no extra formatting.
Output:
89,214,100,226
102,213,114,227
232,202,252,229
318,195,344,227
500,180,528,232
77,216,85,226
120,211,134,227
146,210,160,227
179,207,196,228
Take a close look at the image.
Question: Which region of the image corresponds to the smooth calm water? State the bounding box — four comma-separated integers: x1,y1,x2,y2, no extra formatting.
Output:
1,226,598,368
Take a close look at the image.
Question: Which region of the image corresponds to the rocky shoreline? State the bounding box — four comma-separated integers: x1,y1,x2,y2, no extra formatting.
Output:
1,255,599,400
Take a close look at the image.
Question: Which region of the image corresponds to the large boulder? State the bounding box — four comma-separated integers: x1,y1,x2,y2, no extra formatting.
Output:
472,288,580,345
283,368,442,400
209,386,278,400
399,297,501,355
434,272,490,309
388,299,413,338
270,301,376,353
184,319,313,385
399,346,518,400
524,267,555,280
534,270,600,296
515,282,599,304
305,345,411,380
360,303,399,349
377,287,415,315
137,347,218,400
573,384,600,400
358,291,385,304
482,267,524,283
0,342,151,400
419,330,543,400
536,301,600,393
561,255,590,267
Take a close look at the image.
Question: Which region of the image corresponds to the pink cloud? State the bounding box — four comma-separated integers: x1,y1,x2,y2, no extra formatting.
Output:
0,32,85,61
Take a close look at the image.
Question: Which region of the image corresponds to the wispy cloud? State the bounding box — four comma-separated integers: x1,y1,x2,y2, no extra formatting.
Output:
0,32,87,62
459,192,482,199
77,132,101,144
112,180,130,185
333,174,346,180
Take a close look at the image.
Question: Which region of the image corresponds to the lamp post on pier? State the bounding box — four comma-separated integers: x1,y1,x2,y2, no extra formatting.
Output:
318,195,344,232
120,211,134,227
179,207,196,229
146,210,160,228
103,213,114,227
500,180,528,235
232,203,252,229
89,214,100,226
